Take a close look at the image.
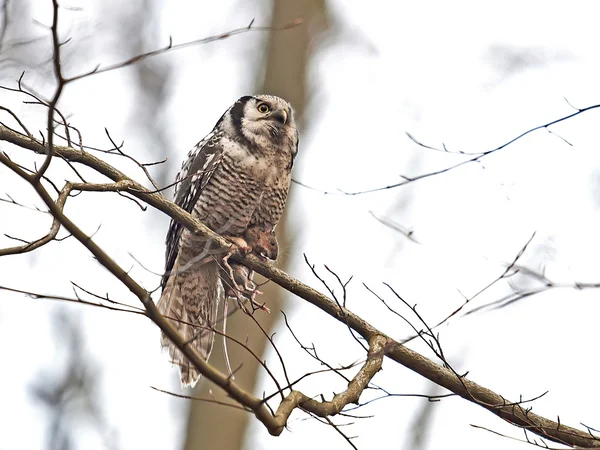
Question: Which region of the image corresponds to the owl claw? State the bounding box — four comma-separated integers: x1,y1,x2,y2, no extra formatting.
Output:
221,232,277,314
221,255,268,314
244,287,270,313
226,236,252,257
228,287,269,314
221,238,249,295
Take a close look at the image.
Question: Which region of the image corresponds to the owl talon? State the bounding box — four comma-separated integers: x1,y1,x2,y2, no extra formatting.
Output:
221,229,278,314
226,236,252,257
221,238,249,292
221,259,269,315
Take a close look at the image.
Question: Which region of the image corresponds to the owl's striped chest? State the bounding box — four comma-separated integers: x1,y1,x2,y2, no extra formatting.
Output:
192,142,291,236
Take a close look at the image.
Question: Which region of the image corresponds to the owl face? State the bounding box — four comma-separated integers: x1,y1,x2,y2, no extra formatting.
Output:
219,95,298,155
242,95,294,127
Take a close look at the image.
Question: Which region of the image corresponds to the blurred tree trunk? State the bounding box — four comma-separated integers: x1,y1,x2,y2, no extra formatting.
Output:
183,1,329,449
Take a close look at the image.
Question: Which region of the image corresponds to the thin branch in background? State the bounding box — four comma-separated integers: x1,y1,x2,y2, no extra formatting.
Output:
150,386,251,412
468,424,587,450
34,0,63,183
322,415,358,450
1,78,88,184
70,282,145,312
344,392,455,412
464,278,600,316
64,19,303,83
581,423,600,437
0,193,48,213
382,282,475,399
262,360,364,405
372,225,538,345
241,310,292,400
304,255,367,352
292,103,600,196
207,323,285,398
323,264,353,309
104,127,162,192
0,182,68,256
0,285,147,315
282,311,352,384
369,211,420,244
0,104,33,138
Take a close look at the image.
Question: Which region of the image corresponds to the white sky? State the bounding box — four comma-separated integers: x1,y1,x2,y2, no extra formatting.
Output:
1,1,600,449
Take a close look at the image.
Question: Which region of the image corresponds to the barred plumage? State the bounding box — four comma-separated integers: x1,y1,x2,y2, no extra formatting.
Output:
157,95,298,387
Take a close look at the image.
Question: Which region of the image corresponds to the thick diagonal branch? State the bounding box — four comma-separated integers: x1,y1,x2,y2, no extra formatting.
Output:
1,125,599,447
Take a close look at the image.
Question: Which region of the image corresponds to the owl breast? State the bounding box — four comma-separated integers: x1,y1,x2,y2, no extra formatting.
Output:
193,140,292,237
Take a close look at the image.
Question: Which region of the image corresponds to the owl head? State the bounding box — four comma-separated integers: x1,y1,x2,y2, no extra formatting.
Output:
218,95,298,156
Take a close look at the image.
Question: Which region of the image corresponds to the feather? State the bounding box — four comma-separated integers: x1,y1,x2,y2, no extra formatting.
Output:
157,255,221,387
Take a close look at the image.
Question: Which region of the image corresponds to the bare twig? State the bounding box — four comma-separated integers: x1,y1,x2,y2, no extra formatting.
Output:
104,128,162,192
0,184,68,256
65,19,303,83
292,103,600,195
34,0,63,182
150,386,251,412
0,285,146,315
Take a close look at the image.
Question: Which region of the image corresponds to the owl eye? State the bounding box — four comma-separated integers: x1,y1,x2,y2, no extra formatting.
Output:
257,103,270,113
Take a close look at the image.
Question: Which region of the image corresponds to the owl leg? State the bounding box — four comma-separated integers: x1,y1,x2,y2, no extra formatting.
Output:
234,289,270,314
221,236,252,297
220,237,271,313
225,236,252,254
243,278,269,313
222,263,269,313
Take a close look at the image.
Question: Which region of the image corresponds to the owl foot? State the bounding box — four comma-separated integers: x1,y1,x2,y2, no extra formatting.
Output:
221,233,274,314
221,237,252,296
237,280,270,314
222,261,269,314
237,292,270,314
225,236,252,256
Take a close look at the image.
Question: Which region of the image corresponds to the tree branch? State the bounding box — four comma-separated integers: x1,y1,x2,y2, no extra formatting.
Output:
292,102,600,196
1,121,599,446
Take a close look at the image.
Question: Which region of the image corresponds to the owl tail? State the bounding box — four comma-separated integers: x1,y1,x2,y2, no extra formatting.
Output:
157,257,221,387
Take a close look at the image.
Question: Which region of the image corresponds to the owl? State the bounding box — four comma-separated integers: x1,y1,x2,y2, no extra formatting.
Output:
157,95,298,387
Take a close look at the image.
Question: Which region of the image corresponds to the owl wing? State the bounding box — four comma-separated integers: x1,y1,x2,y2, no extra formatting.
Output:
162,131,224,289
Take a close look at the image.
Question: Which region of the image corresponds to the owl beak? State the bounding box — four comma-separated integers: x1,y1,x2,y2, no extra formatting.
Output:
272,108,288,125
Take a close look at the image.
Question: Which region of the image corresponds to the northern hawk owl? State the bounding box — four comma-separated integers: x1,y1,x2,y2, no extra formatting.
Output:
157,95,298,387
